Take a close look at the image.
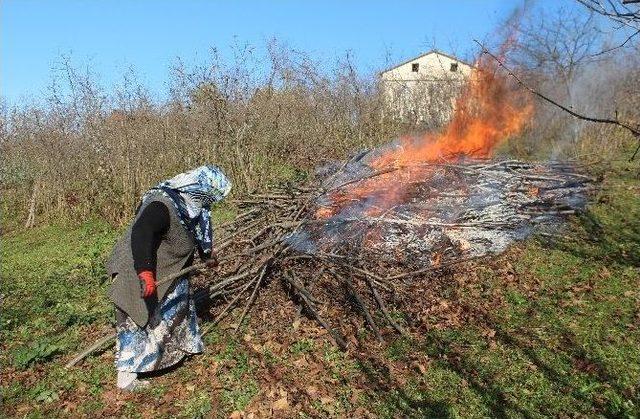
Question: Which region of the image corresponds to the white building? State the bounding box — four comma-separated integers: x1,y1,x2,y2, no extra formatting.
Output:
380,50,473,125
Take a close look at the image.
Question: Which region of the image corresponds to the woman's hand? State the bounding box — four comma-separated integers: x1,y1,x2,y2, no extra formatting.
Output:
137,270,157,298
206,250,219,268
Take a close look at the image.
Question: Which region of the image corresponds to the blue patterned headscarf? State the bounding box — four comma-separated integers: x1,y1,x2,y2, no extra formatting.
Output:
142,165,231,256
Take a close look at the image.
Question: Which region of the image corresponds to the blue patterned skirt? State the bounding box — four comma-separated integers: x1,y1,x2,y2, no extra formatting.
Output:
115,277,204,373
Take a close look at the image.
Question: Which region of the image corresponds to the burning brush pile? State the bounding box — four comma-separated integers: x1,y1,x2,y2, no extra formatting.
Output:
300,156,591,266
181,54,594,348
70,51,595,365
194,160,592,348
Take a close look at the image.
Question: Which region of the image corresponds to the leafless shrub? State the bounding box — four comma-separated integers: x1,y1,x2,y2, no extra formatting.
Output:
0,42,413,228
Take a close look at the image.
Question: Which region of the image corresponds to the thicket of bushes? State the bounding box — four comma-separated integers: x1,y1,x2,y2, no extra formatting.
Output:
1,39,638,230
0,43,411,227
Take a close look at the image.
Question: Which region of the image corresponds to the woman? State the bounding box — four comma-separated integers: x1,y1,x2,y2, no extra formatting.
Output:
106,165,231,391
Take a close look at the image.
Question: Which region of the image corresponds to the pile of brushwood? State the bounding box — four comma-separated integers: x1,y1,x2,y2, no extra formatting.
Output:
67,158,594,367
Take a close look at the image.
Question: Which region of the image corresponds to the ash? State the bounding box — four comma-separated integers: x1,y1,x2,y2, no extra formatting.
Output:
290,153,593,269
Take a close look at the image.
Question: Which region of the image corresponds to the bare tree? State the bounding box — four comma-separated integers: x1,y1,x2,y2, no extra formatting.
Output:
481,3,639,160
511,7,602,102
576,0,640,55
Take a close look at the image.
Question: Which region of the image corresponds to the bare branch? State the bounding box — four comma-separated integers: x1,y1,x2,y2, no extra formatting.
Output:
474,40,640,160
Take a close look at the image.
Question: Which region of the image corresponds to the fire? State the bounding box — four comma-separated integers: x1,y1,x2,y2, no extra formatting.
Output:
317,51,533,218
374,59,532,168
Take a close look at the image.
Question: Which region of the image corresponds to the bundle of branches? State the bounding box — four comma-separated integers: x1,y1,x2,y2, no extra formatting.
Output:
66,158,594,368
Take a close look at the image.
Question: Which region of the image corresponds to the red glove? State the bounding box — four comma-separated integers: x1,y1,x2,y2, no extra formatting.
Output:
138,270,157,298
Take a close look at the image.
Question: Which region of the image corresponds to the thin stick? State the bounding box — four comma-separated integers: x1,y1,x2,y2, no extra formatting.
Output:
64,333,116,369
68,258,244,368
326,165,403,192
318,253,391,291
217,216,267,250
155,260,218,286
216,207,260,229
333,268,383,343
361,275,408,337
201,276,258,337
204,271,252,295
285,272,347,350
244,238,284,255
66,262,223,368
386,255,486,280
283,274,320,304
247,193,296,200
234,264,268,332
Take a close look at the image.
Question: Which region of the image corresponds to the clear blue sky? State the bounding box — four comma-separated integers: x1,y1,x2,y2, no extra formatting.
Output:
1,0,568,105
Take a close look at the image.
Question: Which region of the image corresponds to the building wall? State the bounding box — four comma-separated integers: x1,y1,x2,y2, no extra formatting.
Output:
380,52,473,126
381,52,472,82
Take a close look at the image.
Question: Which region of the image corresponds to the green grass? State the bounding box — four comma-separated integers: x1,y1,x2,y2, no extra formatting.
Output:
181,390,213,418
1,161,639,417
290,338,315,355
211,203,239,226
1,220,118,363
0,220,119,417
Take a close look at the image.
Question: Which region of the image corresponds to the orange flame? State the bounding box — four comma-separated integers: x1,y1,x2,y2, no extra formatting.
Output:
374,60,532,168
318,51,533,218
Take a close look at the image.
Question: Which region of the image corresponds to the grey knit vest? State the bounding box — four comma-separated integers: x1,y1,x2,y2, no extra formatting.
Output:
106,193,196,327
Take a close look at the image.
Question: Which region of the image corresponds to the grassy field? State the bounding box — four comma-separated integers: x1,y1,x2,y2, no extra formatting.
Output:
1,161,639,418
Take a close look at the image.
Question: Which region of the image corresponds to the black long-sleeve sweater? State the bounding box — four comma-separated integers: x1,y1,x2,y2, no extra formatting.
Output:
131,201,171,272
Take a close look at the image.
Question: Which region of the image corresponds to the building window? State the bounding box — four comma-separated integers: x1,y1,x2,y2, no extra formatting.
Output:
411,63,419,72
450,62,458,72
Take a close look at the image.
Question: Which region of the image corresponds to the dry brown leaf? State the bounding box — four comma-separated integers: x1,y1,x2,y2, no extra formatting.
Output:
272,397,289,410
293,357,308,368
